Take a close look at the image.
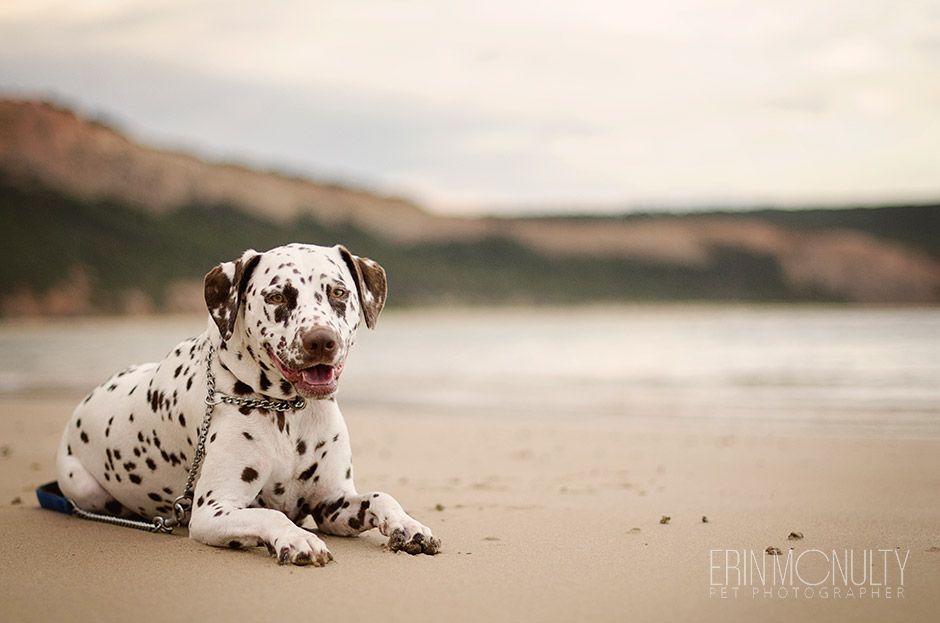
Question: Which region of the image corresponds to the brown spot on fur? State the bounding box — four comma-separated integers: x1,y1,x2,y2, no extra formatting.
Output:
105,500,123,515
298,462,318,481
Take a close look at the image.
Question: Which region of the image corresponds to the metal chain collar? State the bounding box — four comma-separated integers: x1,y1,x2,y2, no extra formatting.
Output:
67,341,306,534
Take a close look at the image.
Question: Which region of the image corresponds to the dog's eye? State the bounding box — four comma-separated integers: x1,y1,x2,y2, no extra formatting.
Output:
330,287,347,299
266,292,285,304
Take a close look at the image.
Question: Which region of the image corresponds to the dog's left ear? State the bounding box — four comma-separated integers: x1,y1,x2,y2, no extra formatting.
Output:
204,249,262,341
338,246,387,329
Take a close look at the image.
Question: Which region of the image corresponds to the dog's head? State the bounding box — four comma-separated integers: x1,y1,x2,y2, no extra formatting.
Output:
204,243,386,399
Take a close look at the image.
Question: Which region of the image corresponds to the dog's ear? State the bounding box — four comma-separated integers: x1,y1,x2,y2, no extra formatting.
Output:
338,246,387,329
204,249,262,341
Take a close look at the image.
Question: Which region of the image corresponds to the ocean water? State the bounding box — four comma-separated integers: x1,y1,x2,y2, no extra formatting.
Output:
1,306,938,434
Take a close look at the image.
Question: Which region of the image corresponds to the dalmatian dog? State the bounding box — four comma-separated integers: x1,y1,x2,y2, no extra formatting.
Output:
55,243,440,565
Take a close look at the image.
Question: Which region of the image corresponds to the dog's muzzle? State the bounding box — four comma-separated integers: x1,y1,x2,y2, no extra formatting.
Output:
267,326,347,398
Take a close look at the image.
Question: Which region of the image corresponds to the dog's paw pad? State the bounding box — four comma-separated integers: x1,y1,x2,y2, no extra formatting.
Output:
387,528,441,555
387,528,407,551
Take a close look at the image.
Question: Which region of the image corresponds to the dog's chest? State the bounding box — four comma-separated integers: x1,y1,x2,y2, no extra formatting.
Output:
250,409,352,518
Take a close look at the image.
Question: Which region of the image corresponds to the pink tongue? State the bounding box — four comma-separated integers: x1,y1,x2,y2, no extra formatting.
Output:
302,365,334,385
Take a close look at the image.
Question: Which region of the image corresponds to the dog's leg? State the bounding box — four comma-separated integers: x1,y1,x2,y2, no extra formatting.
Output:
187,436,333,566
189,504,333,565
56,434,135,517
312,492,440,555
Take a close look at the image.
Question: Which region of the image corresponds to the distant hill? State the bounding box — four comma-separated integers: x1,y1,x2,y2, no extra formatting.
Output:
0,99,455,238
1,98,938,315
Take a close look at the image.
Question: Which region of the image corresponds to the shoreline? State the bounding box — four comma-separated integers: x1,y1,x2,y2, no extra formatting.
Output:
2,301,939,323
3,391,938,440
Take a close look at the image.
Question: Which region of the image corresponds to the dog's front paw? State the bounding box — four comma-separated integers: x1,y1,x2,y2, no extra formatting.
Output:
387,528,441,555
382,517,440,555
265,532,334,566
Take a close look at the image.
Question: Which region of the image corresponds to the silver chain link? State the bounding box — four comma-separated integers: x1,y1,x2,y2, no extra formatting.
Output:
66,340,306,534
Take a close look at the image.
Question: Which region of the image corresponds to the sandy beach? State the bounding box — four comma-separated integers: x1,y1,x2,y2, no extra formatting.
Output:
1,393,938,623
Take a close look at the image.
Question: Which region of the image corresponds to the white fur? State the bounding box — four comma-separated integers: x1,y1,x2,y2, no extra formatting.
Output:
56,243,439,565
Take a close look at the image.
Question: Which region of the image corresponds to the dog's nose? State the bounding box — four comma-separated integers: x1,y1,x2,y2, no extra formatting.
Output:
302,328,338,358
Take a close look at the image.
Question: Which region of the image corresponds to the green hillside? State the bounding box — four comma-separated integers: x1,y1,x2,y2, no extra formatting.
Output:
3,178,938,314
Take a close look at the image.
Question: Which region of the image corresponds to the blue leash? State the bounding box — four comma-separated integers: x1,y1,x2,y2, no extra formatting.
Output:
35,481,74,515
35,480,176,532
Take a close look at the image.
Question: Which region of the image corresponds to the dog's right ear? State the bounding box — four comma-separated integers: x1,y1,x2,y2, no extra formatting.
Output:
204,249,261,342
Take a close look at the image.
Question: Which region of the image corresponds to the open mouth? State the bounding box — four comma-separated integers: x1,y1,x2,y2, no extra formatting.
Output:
267,348,344,398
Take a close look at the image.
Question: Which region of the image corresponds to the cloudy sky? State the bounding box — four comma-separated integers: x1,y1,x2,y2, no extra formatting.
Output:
2,0,939,214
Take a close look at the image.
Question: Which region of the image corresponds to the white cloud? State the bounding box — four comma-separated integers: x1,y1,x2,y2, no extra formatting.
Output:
816,39,889,74
1,0,939,212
